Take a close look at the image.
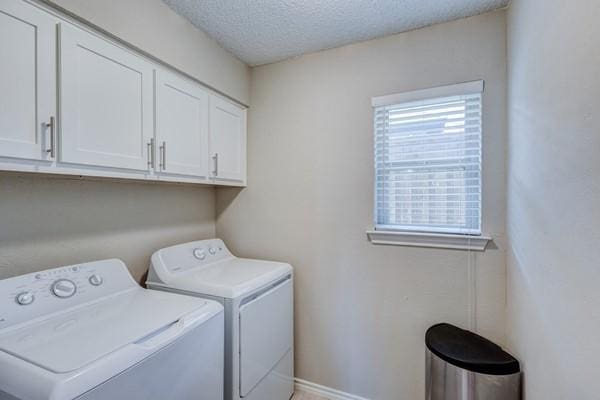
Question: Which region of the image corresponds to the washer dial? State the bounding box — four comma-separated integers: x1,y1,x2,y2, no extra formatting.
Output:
15,291,34,305
89,274,103,286
51,279,77,298
193,248,206,260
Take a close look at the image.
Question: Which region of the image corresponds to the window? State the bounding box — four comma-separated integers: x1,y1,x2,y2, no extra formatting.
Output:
372,81,483,236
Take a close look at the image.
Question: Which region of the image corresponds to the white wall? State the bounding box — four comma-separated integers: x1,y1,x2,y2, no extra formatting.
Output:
46,0,250,104
217,11,507,400
0,0,250,282
506,1,600,398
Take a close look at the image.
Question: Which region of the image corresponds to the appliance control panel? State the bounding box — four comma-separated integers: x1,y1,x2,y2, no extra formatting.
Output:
0,259,137,329
153,239,234,275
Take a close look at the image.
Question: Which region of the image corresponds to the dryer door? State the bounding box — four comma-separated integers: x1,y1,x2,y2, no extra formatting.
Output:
239,278,293,397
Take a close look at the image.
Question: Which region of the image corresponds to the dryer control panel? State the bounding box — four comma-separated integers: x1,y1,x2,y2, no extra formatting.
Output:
0,259,137,329
150,239,234,276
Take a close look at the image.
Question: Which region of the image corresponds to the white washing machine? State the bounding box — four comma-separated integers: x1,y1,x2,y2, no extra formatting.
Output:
0,259,224,400
146,239,294,400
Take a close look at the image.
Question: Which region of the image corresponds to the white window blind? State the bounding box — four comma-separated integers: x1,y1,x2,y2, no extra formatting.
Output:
373,81,483,235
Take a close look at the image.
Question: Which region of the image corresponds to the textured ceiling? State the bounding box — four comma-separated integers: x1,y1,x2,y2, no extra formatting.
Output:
163,0,510,66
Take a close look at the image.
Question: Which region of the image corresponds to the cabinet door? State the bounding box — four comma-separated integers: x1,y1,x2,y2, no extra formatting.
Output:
59,24,153,171
209,96,246,183
155,70,209,178
0,0,56,161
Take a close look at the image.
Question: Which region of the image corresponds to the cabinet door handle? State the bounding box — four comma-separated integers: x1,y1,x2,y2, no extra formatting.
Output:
213,153,219,176
159,141,166,170
147,138,155,169
45,117,55,158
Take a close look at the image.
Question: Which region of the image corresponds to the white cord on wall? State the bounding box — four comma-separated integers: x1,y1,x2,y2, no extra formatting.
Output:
467,236,477,332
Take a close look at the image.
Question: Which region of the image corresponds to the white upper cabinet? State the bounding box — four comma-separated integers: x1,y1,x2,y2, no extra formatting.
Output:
0,0,56,161
209,96,247,184
155,70,209,179
59,23,154,171
0,0,247,186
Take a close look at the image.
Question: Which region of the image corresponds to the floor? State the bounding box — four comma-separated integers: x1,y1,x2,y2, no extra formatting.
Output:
292,390,329,400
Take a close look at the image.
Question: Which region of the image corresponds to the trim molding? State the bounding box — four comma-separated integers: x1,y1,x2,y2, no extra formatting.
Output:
295,378,371,400
366,230,491,251
371,80,484,107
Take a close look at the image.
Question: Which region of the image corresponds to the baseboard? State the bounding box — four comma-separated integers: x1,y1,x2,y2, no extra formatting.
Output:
294,378,371,400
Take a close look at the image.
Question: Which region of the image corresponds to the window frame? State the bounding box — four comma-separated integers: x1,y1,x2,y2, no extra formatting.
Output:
368,81,491,250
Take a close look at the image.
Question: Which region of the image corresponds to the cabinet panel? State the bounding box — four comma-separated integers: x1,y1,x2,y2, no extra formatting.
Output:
59,24,153,171
155,70,209,178
209,96,246,183
0,0,56,161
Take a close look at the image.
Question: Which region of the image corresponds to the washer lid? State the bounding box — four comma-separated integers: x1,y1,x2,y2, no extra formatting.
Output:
0,289,207,373
166,258,292,298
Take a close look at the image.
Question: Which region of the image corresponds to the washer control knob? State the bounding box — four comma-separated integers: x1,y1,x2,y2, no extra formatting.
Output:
193,248,206,260
208,247,216,255
51,279,77,298
89,274,103,286
15,291,34,306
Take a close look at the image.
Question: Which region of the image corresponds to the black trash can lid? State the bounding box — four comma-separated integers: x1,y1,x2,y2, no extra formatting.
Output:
426,323,520,375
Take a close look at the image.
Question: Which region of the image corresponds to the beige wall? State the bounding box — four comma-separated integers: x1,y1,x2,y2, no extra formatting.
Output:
217,11,507,400
0,174,215,283
0,0,251,282
506,1,600,398
46,0,250,104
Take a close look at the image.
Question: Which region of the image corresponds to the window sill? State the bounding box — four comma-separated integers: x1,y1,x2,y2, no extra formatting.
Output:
366,230,492,251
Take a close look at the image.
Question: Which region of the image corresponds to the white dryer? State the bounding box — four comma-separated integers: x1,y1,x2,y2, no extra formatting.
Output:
146,239,294,400
0,259,224,400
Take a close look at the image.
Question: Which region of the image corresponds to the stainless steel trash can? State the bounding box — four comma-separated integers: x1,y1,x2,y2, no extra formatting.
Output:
425,323,521,400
